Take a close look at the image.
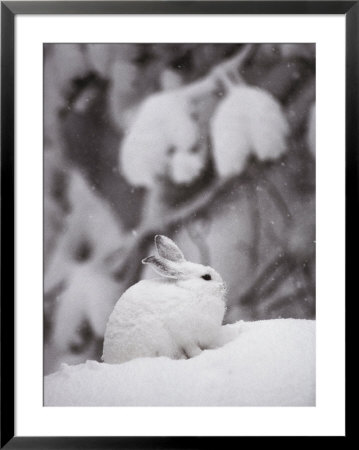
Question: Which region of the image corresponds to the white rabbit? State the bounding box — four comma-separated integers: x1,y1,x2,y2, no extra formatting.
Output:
102,235,227,364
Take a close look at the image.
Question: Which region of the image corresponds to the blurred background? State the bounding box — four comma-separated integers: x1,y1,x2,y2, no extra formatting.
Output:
44,43,315,375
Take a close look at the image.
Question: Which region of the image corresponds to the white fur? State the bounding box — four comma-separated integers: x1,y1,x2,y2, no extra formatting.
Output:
211,85,289,178
102,236,227,364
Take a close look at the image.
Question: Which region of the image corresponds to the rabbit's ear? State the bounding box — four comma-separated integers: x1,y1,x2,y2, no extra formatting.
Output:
142,256,182,279
155,235,185,262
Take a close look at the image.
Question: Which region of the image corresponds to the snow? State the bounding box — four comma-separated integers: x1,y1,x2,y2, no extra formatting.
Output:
119,90,206,187
52,263,122,352
211,85,289,178
45,319,315,406
44,170,124,358
45,170,124,294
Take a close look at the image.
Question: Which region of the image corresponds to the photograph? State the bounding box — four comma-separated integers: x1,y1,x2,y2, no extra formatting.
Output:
42,42,316,407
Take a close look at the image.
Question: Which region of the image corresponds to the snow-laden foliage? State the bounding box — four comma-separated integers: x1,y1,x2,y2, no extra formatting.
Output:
307,102,316,157
45,170,123,291
211,85,289,178
103,235,226,364
45,319,315,406
45,170,124,356
120,90,207,187
43,148,66,265
52,262,121,354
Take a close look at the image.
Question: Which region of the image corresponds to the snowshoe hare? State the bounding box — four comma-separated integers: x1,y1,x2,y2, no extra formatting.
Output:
102,235,227,364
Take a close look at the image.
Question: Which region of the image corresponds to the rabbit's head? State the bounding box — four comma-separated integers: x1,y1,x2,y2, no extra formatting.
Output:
142,235,227,299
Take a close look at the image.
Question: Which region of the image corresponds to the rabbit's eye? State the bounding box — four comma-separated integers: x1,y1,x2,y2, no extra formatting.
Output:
201,274,212,281
190,144,200,154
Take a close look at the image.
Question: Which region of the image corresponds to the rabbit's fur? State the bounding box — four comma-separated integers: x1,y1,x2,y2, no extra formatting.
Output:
102,235,227,364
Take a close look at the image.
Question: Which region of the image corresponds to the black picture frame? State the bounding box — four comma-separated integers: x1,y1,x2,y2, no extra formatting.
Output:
1,1,356,447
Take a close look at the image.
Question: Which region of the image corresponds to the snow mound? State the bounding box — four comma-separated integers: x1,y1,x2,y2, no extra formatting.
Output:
44,319,315,406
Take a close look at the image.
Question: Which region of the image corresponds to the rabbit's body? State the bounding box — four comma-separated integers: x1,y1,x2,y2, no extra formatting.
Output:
103,278,225,363
102,236,227,364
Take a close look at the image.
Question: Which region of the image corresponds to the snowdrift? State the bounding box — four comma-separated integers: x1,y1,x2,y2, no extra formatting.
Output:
44,319,315,406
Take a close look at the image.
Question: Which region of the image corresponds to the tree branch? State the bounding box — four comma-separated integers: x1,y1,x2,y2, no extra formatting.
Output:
239,251,290,306
109,174,247,285
180,44,257,98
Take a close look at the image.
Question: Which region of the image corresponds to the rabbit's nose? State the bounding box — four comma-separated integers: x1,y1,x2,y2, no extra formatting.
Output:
219,282,227,292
